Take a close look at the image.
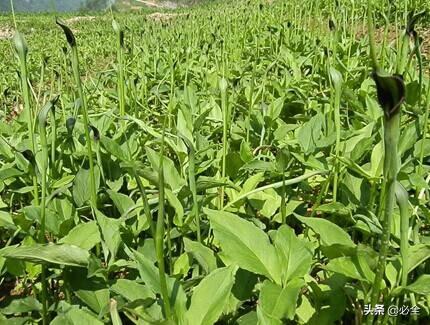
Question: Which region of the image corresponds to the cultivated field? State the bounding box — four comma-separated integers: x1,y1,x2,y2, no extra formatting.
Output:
1,0,430,324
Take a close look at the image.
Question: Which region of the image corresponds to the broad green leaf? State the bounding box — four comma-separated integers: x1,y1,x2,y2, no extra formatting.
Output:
59,221,101,250
414,139,430,158
205,208,281,284
0,211,15,230
398,121,418,156
236,311,258,324
0,168,24,182
240,140,253,163
0,244,89,267
257,278,304,323
315,202,350,216
73,167,100,207
296,113,323,155
273,225,313,284
0,297,41,314
343,123,373,161
295,215,355,248
296,295,316,323
107,190,134,215
240,173,265,195
273,200,304,223
370,141,383,178
95,210,121,263
101,136,128,161
51,175,75,189
111,279,155,302
76,288,110,315
184,238,217,273
400,275,430,296
185,265,237,325
146,147,186,192
173,253,190,276
324,255,374,283
133,250,187,321
249,189,281,219
51,307,104,325
267,97,284,122
177,107,194,145
408,244,430,274
166,189,184,227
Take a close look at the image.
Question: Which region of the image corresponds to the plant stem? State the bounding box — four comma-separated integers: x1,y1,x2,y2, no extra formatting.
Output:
13,33,39,205
333,77,341,202
155,114,172,321
70,45,97,207
417,71,430,182
113,20,126,117
396,183,409,288
219,78,228,209
38,99,56,325
368,113,400,324
188,143,201,242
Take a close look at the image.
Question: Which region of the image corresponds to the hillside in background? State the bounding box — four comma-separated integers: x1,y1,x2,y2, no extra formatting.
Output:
0,0,112,12
113,0,213,10
0,0,210,12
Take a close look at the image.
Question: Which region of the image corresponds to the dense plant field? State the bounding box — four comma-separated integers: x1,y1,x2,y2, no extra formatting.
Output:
1,0,430,324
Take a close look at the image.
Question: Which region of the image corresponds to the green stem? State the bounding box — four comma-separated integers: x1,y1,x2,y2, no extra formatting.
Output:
367,1,378,70
38,103,52,325
188,143,200,242
70,46,97,207
224,171,325,210
156,117,172,320
14,33,39,205
333,81,341,202
368,113,400,324
219,78,228,209
417,72,430,182
133,170,155,237
395,183,409,288
113,20,126,117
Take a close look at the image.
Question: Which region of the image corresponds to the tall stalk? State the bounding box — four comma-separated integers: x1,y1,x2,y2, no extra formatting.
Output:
57,19,97,208
417,71,430,182
395,183,410,289
36,97,58,325
181,136,200,242
246,62,256,143
219,77,228,209
155,109,172,321
13,32,39,205
329,67,343,202
113,20,126,117
366,1,405,323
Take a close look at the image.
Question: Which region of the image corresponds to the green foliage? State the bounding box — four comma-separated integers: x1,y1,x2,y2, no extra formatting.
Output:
0,0,430,324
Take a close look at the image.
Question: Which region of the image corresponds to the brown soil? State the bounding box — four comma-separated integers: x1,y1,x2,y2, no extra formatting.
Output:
0,278,25,303
356,26,430,61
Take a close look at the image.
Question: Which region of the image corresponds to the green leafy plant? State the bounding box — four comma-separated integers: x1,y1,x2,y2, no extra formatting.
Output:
1,1,430,324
